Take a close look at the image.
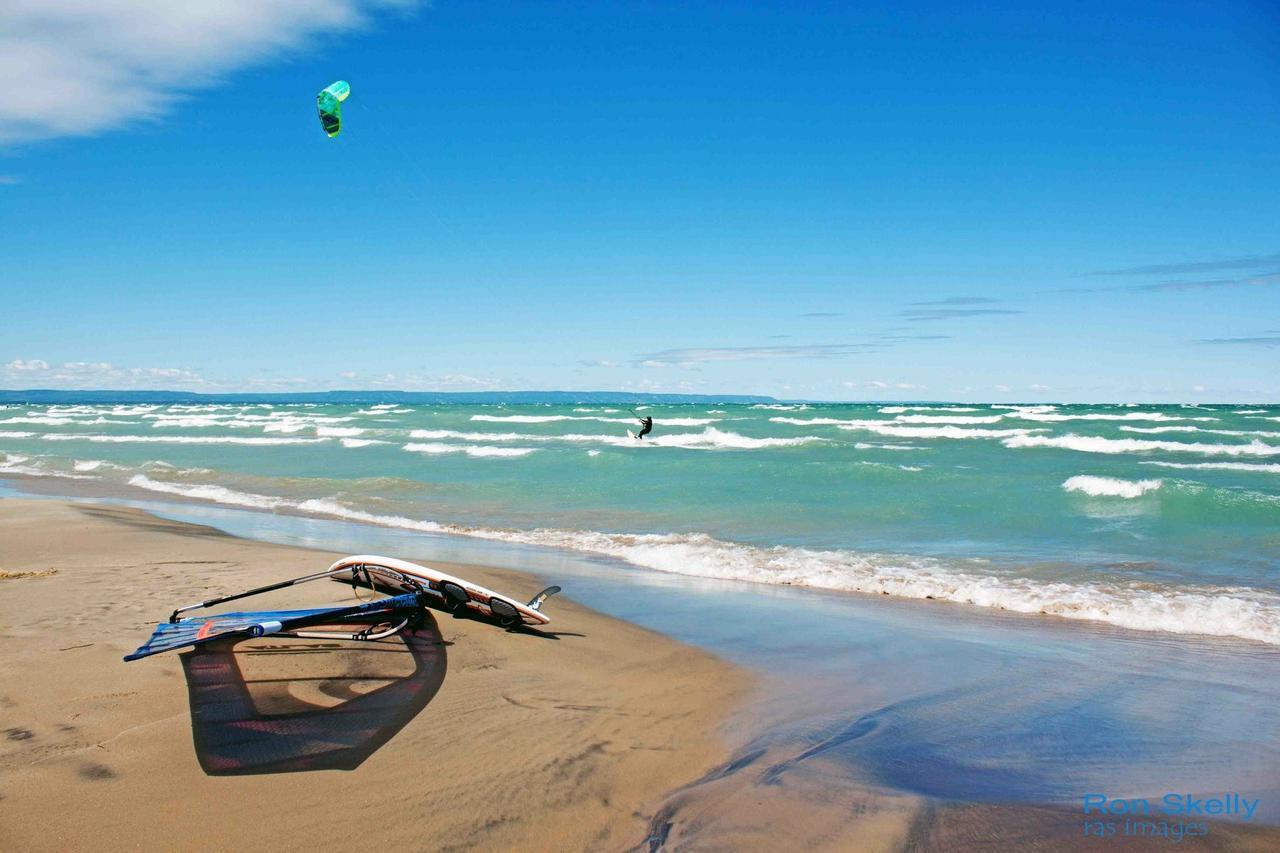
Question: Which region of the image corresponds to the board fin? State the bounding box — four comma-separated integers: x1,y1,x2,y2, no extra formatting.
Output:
527,585,561,612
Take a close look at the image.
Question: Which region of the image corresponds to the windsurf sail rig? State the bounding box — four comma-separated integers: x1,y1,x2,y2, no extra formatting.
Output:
125,555,561,661
125,592,425,661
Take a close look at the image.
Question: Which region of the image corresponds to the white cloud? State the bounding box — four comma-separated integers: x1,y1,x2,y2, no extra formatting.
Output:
1029,383,1050,391
0,175,20,185
842,379,925,392
2,358,207,389
0,1,420,145
637,344,871,367
995,384,1011,392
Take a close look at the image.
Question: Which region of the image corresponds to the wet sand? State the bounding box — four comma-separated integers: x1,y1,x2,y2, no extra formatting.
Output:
0,500,748,851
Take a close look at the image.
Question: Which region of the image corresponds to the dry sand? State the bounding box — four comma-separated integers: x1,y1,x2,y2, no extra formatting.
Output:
0,500,749,851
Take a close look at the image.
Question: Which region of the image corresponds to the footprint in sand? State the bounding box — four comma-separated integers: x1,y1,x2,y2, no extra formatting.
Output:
4,727,34,741
78,762,116,781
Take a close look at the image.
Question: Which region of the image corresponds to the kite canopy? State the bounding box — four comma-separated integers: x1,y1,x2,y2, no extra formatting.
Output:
316,80,351,138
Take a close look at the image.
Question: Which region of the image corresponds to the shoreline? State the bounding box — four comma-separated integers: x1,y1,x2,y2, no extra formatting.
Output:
3,470,1277,650
0,499,752,851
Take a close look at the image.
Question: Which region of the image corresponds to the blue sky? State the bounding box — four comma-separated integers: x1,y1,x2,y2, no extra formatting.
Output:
3,0,1278,401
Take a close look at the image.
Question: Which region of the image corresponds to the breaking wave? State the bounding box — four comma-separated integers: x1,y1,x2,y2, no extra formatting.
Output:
1140,461,1280,475
403,442,537,458
1004,434,1280,457
1063,475,1163,498
108,476,1280,645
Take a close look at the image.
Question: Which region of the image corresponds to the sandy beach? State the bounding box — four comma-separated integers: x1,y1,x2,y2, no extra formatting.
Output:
0,499,749,851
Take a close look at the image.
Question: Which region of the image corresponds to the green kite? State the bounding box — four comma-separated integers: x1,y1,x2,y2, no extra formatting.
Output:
316,80,351,138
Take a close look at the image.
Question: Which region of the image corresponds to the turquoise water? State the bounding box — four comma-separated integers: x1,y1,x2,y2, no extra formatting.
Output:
3,400,1279,643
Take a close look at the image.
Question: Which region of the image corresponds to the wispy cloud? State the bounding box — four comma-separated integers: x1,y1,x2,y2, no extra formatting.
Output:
1062,271,1280,295
901,308,1023,322
0,175,19,186
908,296,1001,307
0,1,421,145
636,344,872,366
1198,335,1280,347
1089,252,1280,277
1132,272,1280,292
874,334,951,342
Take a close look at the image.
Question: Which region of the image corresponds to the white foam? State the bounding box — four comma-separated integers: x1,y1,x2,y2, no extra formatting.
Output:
41,434,326,446
0,415,76,425
854,442,925,451
1121,426,1280,438
892,414,1006,424
0,431,36,438
587,450,602,457
1015,412,1217,422
1234,409,1268,415
128,480,1280,644
1063,475,1163,499
340,438,388,448
880,406,979,413
316,426,365,437
465,445,538,457
841,423,1040,440
1004,434,1280,457
128,474,288,508
403,442,537,458
1141,461,1280,474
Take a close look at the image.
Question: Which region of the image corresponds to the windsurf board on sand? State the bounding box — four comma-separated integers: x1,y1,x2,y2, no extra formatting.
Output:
329,555,556,626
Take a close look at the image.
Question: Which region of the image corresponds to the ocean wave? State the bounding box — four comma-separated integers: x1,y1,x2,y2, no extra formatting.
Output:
403,442,537,458
1120,426,1280,438
0,431,37,438
1235,409,1269,415
1063,475,1163,498
470,414,633,424
1140,461,1280,474
127,474,288,509
108,479,1280,644
0,416,76,425
880,406,979,413
339,438,388,448
73,459,128,472
316,426,365,437
1004,434,1280,457
858,461,925,472
854,442,925,450
841,423,1041,440
415,426,823,450
892,414,1006,424
1014,412,1217,422
40,434,327,446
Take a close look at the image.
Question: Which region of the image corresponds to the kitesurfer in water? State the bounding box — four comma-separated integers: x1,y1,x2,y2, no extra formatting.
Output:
635,415,654,440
